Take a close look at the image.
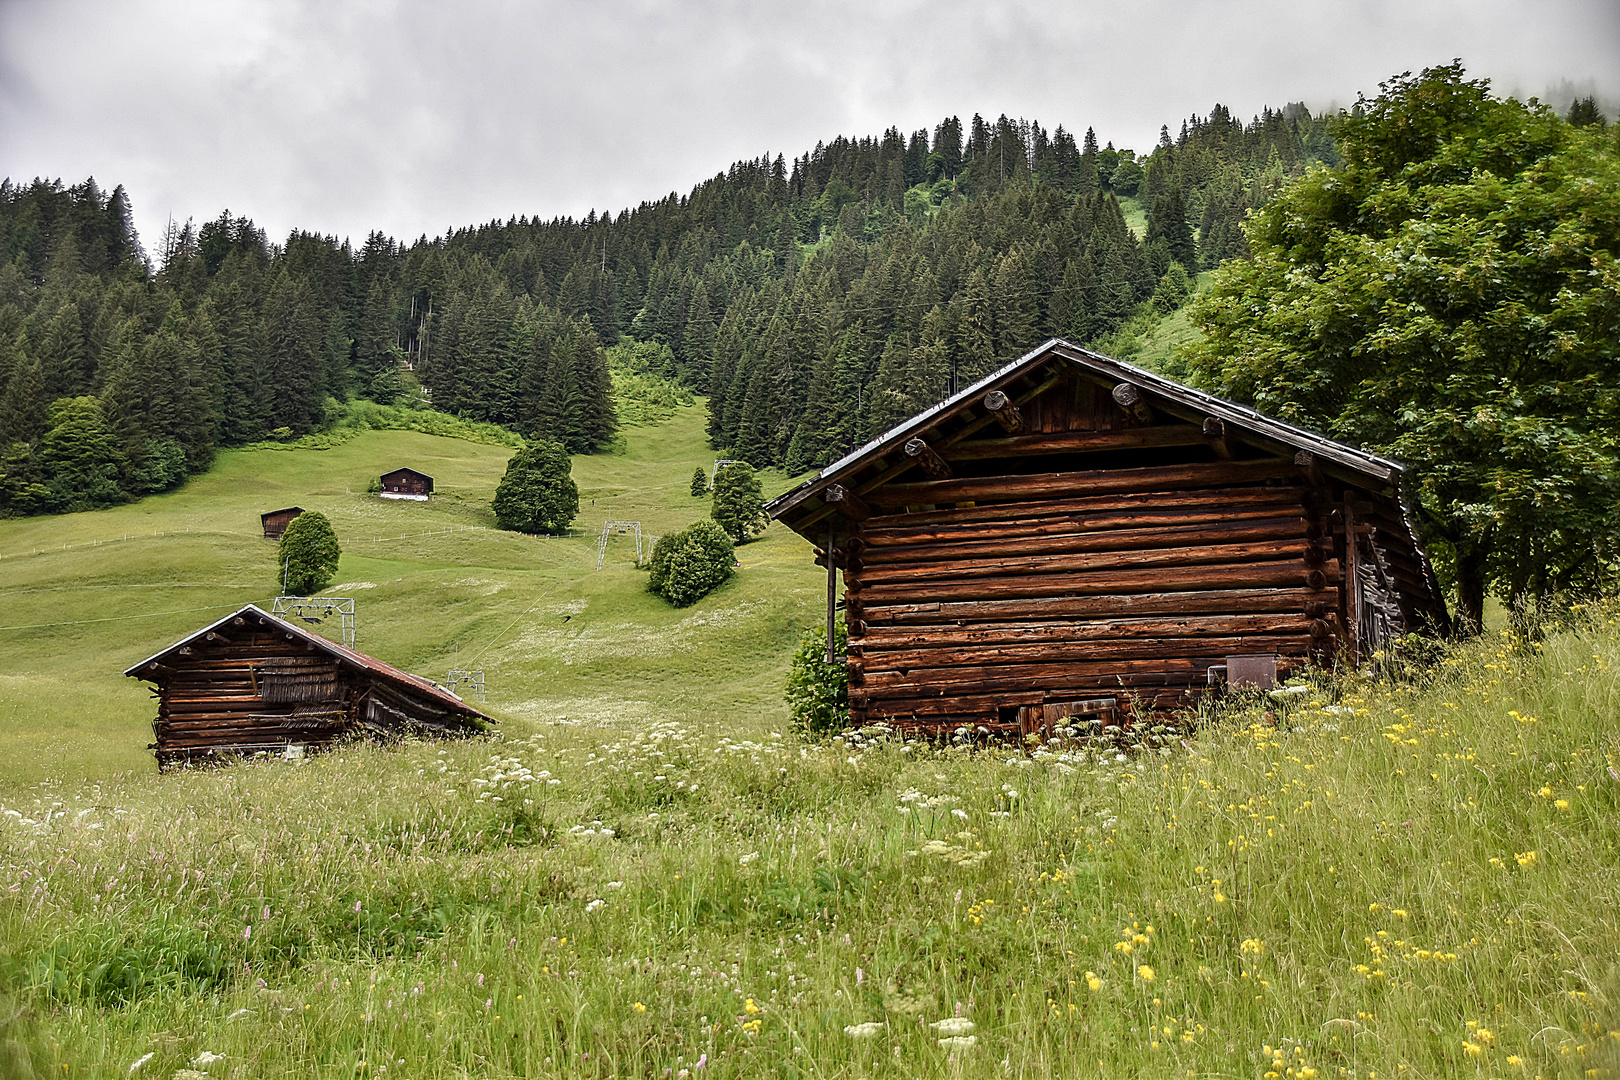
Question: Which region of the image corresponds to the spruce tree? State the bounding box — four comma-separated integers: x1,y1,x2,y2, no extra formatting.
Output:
710,461,768,543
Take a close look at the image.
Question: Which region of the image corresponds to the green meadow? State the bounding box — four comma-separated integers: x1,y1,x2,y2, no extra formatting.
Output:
0,398,822,788
1,399,1618,1079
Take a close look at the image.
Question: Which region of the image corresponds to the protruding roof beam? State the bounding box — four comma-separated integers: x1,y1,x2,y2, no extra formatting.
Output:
824,483,871,521
1112,381,1153,425
1203,416,1233,459
903,437,953,480
983,390,1025,434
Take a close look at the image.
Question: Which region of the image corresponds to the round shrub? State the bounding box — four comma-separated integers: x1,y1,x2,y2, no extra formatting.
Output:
277,510,341,595
493,439,579,535
647,519,735,607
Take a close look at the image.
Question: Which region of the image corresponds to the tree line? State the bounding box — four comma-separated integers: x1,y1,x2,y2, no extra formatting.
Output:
0,102,1332,515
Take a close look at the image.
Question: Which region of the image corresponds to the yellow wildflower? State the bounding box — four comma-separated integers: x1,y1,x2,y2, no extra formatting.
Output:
1086,971,1102,992
1137,965,1156,982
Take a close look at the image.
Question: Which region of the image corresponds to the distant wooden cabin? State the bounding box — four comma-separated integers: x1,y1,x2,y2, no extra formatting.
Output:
379,467,433,500
125,604,491,769
766,339,1448,739
260,506,304,540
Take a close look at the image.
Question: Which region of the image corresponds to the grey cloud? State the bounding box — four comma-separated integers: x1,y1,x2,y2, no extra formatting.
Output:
2,0,1615,251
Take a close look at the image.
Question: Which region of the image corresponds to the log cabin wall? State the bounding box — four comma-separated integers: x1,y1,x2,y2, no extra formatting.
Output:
147,623,357,769
772,341,1447,739
130,605,491,769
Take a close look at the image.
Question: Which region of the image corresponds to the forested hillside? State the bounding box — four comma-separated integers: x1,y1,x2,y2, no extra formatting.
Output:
0,105,1333,516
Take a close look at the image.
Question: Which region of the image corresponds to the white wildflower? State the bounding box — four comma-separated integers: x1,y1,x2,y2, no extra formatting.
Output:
126,1052,154,1075
844,1021,886,1038
585,899,606,913
938,1035,979,1049
190,1050,226,1066
605,881,623,890
930,1018,976,1036
738,851,760,866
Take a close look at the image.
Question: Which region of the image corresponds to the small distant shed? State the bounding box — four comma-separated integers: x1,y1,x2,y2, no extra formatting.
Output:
766,338,1448,738
260,506,304,540
125,604,491,769
379,467,433,500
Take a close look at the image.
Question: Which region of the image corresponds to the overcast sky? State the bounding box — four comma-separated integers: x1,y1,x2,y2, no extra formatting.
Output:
2,0,1616,253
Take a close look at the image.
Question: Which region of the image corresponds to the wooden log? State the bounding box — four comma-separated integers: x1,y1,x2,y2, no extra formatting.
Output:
1112,382,1152,424
866,460,1294,508
858,657,1262,698
863,503,1307,551
862,633,1318,673
823,484,870,521
1295,450,1324,486
1203,416,1233,459
859,516,1307,566
854,537,1322,587
903,438,953,480
857,587,1333,627
983,390,1025,433
858,612,1316,651
944,425,1205,461
854,558,1339,604
863,483,1305,529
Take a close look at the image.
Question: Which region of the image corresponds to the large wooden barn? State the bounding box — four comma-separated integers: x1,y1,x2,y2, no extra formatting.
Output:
766,339,1448,738
125,604,491,769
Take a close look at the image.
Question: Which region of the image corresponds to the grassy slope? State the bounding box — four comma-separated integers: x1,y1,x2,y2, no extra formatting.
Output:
0,400,823,788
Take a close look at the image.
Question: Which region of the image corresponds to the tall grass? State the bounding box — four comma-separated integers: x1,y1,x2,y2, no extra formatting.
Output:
3,608,1617,1077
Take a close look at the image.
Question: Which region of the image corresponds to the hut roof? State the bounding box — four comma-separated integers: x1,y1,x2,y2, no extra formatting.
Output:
768,338,1410,531
124,604,492,724
260,506,304,523
381,467,433,482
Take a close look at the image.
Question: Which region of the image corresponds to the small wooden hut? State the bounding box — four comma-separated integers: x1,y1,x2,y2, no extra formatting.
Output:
766,339,1448,738
125,604,491,769
379,467,433,500
260,506,304,540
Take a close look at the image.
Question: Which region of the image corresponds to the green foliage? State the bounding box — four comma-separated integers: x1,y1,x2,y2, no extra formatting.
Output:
1187,62,1620,629
492,438,579,535
646,518,735,607
277,509,340,595
690,466,708,497
785,621,849,736
710,460,768,543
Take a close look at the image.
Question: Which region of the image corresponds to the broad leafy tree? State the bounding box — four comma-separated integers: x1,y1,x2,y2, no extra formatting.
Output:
710,461,768,543
1188,63,1620,632
278,510,341,595
492,439,579,535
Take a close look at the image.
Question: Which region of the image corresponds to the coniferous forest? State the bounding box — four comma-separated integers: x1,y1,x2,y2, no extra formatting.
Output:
0,106,1336,516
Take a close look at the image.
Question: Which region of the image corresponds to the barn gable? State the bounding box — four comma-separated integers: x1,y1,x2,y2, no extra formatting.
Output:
379,467,433,499
767,338,1447,737
125,604,490,769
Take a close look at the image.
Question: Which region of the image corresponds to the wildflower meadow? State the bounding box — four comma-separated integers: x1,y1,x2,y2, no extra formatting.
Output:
1,608,1617,1078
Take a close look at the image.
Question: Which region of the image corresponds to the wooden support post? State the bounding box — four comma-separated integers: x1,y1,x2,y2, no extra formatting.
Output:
1112,382,1152,424
1202,416,1233,459
825,517,837,663
1294,450,1323,487
903,437,953,480
823,484,870,521
983,390,1025,434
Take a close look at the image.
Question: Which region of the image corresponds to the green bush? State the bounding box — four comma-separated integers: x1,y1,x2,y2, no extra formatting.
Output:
277,510,341,595
646,520,735,607
710,461,768,543
785,621,848,736
493,439,579,535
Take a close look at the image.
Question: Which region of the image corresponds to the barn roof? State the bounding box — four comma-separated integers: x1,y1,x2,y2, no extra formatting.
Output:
381,467,433,481
260,506,303,522
768,337,1410,530
124,604,492,723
